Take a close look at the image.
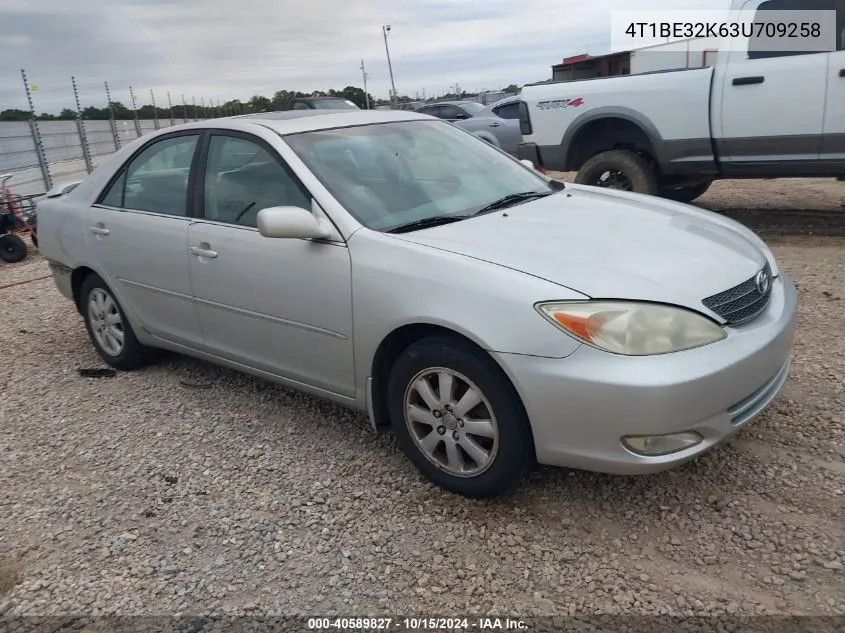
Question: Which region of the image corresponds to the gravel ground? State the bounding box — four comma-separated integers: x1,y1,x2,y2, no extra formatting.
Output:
1,179,844,621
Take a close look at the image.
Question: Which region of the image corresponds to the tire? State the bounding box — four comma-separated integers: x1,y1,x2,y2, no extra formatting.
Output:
80,273,156,371
659,180,713,203
0,234,28,263
574,149,658,195
387,335,534,498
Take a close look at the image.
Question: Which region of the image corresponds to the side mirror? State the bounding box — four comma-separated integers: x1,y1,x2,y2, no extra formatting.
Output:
257,206,332,240
453,113,469,120
520,159,535,170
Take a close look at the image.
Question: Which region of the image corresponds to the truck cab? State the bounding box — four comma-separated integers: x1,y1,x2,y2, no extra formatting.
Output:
518,0,845,202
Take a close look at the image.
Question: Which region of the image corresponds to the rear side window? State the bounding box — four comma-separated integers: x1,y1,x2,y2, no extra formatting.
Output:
98,134,199,216
748,0,834,58
492,102,520,119
518,101,533,136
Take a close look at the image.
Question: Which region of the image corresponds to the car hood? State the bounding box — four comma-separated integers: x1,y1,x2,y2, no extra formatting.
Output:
390,184,768,314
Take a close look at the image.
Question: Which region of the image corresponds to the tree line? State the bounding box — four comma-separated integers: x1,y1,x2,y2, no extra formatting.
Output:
0,84,522,122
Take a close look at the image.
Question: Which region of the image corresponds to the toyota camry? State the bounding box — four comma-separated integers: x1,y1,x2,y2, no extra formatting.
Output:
36,110,797,498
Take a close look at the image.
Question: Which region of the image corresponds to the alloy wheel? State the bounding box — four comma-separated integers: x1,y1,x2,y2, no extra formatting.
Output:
403,367,499,478
87,288,125,356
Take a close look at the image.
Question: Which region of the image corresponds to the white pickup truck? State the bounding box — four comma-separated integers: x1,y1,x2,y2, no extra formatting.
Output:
517,0,845,202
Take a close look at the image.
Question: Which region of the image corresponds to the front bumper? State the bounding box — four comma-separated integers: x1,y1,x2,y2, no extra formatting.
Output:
494,273,798,475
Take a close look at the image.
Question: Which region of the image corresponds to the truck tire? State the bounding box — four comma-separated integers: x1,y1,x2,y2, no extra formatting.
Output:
659,180,713,203
574,150,658,195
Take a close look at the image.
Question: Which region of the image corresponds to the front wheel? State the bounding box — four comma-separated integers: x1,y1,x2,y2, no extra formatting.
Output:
574,149,658,195
0,234,28,263
387,336,534,498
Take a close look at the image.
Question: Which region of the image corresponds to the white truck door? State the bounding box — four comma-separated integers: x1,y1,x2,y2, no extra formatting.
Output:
714,0,831,167
821,0,845,162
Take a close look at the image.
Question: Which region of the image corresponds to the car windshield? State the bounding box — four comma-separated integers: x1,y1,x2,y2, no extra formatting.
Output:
283,120,558,232
459,102,486,116
313,99,359,110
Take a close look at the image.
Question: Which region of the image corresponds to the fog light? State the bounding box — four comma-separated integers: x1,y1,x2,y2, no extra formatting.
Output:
621,431,703,456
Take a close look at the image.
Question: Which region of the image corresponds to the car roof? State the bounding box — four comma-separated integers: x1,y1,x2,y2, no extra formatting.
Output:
154,109,434,136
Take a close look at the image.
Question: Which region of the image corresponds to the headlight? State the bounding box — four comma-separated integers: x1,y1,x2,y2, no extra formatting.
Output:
536,301,726,356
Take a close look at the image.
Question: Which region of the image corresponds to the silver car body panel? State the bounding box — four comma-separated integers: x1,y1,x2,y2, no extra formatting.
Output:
36,110,797,475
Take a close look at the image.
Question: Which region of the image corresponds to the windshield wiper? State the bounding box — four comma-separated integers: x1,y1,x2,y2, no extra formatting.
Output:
385,215,468,234
472,191,553,217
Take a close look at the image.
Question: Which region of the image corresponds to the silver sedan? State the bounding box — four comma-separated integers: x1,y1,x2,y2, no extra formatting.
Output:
412,100,522,156
36,109,797,498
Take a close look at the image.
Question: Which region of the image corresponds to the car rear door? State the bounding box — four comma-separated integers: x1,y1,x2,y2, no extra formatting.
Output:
821,0,845,162
186,130,356,397
714,0,831,169
86,131,203,347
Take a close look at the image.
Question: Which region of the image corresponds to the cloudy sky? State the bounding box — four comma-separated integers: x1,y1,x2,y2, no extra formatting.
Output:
1,0,724,113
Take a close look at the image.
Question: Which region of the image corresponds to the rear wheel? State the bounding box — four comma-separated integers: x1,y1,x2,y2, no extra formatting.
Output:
574,149,658,195
387,336,534,498
0,234,27,263
80,274,156,370
659,180,713,203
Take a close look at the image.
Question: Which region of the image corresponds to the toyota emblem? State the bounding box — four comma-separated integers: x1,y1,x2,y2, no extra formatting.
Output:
755,269,770,295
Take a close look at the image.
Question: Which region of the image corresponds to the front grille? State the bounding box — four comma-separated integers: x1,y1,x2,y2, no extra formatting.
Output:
702,263,772,324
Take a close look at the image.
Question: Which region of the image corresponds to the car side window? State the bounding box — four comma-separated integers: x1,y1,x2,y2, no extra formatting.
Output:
748,0,834,58
203,134,311,228
438,106,462,120
417,106,439,117
492,102,520,119
836,0,845,49
98,134,198,215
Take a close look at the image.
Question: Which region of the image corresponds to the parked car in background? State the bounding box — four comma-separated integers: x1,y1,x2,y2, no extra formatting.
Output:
36,110,796,498
291,96,360,111
518,0,845,202
413,100,522,156
479,95,522,121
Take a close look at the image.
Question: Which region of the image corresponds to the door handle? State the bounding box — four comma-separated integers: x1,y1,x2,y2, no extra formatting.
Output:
732,76,764,86
190,245,218,259
489,121,501,127
89,226,110,236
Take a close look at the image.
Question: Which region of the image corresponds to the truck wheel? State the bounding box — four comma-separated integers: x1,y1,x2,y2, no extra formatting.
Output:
574,150,657,195
0,234,28,263
659,180,713,203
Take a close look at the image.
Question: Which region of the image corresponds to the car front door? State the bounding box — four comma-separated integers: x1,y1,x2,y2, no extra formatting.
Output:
86,132,203,347
187,131,355,397
821,0,845,162
715,0,831,167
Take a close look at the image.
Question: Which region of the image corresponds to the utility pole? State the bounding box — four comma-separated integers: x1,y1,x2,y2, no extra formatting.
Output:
360,59,370,109
382,25,397,108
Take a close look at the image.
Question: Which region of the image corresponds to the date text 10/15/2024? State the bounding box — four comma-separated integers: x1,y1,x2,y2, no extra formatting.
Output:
307,617,528,630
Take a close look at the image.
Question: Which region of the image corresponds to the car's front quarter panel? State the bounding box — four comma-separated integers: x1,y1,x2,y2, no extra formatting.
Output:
348,229,589,400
